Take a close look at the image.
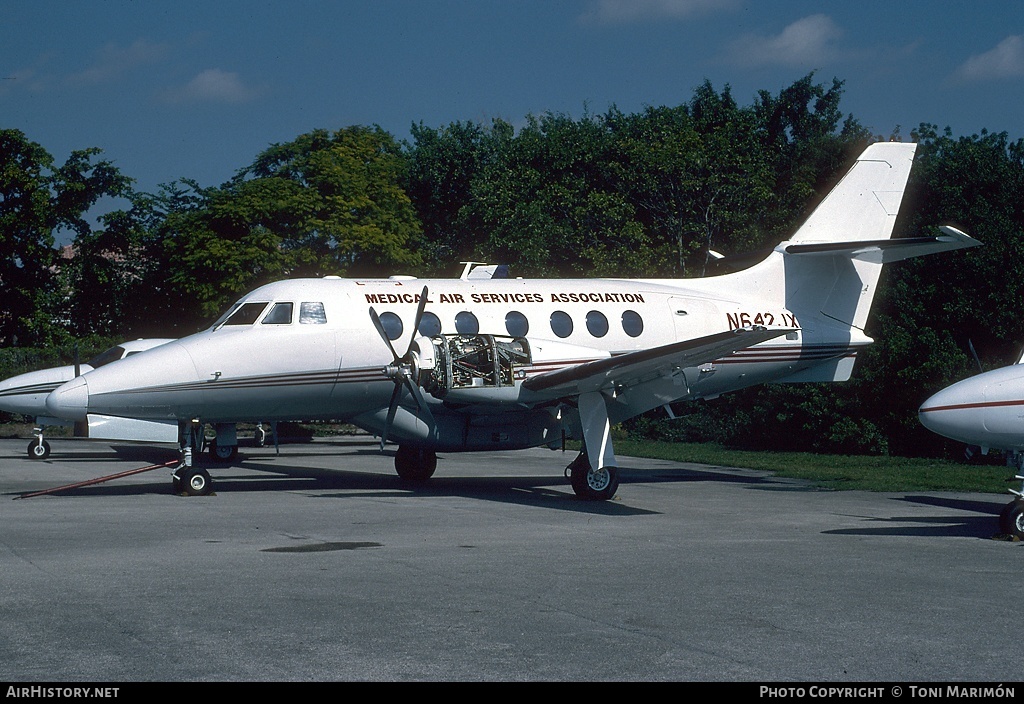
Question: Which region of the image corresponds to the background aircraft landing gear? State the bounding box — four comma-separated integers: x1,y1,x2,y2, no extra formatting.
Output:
208,440,239,462
394,445,437,481
567,451,619,501
1000,500,1024,539
27,438,51,460
1000,455,1024,539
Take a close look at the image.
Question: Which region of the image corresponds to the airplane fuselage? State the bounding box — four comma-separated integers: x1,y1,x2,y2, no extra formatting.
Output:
44,274,868,453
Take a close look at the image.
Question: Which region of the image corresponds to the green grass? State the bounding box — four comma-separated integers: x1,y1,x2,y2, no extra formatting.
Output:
613,439,1017,494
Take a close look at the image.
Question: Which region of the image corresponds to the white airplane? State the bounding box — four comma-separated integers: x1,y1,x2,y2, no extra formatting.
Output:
0,339,175,459
919,352,1024,538
43,141,979,500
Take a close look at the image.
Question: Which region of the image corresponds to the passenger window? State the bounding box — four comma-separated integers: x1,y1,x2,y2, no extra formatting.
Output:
419,311,442,337
223,302,268,326
505,311,529,337
455,311,479,335
300,302,327,324
262,302,293,325
550,311,573,338
586,311,609,338
379,312,403,340
622,310,643,337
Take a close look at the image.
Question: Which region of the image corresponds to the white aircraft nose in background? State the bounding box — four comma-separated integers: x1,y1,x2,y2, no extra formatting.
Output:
919,364,1024,452
919,362,1024,538
44,375,90,422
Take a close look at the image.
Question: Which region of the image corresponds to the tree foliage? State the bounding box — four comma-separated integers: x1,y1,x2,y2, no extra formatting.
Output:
3,74,1023,460
0,129,132,345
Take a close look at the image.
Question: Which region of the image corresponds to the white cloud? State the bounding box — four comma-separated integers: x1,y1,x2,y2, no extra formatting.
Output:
161,68,259,104
580,0,737,24
952,35,1024,82
68,39,168,85
723,14,843,67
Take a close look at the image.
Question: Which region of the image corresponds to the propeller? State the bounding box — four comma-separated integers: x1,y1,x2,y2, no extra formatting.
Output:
968,339,983,374
369,286,435,450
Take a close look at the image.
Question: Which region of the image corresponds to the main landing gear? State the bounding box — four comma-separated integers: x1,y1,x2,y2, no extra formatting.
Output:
566,450,620,501
394,445,437,481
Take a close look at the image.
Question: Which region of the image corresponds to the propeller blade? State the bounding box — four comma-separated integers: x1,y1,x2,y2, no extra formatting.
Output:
402,375,430,413
379,382,403,450
73,345,81,378
409,286,429,347
369,307,400,361
968,339,982,373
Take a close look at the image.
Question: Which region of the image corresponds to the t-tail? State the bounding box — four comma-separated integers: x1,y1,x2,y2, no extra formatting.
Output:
711,141,979,380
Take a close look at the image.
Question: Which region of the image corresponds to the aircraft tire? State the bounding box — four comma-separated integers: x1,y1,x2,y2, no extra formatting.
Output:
180,467,214,497
27,440,51,460
998,500,1024,539
570,464,618,501
394,445,437,481
209,441,238,462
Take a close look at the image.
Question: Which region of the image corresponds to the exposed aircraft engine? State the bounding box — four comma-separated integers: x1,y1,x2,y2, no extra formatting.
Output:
421,335,531,400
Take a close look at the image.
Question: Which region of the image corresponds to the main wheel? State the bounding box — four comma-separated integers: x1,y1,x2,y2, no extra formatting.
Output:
570,463,619,501
999,499,1024,539
394,445,437,481
27,440,51,460
209,441,238,461
177,467,213,496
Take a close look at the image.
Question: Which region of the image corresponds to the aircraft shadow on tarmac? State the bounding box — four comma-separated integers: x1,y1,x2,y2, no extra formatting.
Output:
823,495,1011,540
14,443,1013,535
13,448,669,516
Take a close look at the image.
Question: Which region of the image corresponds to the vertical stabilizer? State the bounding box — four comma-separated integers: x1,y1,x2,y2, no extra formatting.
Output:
785,142,917,332
790,141,917,244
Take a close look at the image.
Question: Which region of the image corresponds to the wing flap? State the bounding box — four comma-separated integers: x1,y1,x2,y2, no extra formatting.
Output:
523,326,795,398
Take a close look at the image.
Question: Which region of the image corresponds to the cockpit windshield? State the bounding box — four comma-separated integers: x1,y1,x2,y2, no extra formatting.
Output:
262,302,293,325
218,301,269,328
86,345,127,369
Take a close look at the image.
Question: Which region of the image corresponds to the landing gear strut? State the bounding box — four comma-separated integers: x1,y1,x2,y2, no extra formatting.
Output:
173,421,214,496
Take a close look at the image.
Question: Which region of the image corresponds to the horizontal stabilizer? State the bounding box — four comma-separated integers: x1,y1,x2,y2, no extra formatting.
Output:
523,326,794,397
784,226,980,263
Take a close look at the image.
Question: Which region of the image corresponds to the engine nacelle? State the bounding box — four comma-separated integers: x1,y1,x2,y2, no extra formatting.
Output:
420,334,531,400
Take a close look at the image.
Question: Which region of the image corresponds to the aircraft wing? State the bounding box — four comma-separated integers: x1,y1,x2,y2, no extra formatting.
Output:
522,326,794,399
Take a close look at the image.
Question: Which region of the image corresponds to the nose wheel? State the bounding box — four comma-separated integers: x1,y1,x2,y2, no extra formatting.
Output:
173,466,213,496
999,500,1024,539
27,438,51,460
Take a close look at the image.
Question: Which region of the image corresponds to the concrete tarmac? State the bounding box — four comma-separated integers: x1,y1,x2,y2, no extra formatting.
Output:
0,435,1019,682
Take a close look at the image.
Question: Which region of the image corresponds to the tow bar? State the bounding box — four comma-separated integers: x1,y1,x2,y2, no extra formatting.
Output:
14,460,181,500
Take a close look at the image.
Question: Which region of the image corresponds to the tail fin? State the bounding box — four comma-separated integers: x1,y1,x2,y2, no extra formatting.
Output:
706,141,978,338
784,142,919,332
790,141,917,245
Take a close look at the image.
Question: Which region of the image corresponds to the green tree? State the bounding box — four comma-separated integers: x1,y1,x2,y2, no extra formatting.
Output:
149,126,425,324
404,119,514,274
0,129,132,345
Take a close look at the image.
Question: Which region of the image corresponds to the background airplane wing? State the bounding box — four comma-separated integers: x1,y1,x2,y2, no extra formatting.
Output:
522,326,795,398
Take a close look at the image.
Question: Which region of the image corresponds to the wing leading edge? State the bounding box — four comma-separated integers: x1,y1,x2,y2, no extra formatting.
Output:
522,326,795,399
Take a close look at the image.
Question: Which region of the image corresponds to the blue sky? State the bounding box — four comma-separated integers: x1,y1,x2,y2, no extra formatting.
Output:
3,0,1023,197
